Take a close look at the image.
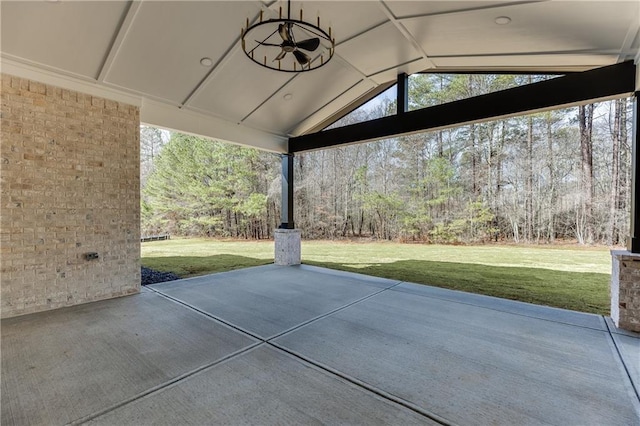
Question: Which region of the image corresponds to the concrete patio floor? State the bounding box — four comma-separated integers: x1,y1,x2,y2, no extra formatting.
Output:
2,264,639,425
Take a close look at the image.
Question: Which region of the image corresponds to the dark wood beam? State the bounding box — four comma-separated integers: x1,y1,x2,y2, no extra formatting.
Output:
289,61,637,153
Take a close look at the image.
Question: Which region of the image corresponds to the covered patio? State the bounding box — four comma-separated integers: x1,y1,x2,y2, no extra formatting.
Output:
2,1,640,320
2,1,640,424
2,265,639,425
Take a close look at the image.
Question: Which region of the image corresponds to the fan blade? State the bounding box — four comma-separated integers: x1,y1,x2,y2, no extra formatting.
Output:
274,50,287,61
255,40,282,47
293,50,310,65
278,23,294,42
295,38,320,52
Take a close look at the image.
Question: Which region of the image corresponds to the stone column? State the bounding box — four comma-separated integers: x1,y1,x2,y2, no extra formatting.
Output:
611,250,640,332
274,228,301,266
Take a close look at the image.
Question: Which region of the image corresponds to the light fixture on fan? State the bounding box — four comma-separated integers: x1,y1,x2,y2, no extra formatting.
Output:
241,0,335,72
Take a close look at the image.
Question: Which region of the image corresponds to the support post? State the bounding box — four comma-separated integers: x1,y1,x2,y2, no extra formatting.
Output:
629,93,640,253
280,153,294,229
610,91,640,332
397,73,408,115
275,153,300,265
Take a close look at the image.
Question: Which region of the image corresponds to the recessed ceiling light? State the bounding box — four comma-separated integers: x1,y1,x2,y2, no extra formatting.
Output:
495,16,511,25
200,57,213,67
283,93,293,101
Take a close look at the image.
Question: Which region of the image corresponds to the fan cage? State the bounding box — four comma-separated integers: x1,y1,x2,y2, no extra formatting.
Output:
241,18,335,73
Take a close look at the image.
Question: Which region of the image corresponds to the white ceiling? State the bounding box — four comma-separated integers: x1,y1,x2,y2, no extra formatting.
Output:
2,0,639,152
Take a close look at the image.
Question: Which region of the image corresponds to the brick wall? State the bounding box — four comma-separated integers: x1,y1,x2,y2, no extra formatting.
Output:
611,250,640,332
0,74,140,318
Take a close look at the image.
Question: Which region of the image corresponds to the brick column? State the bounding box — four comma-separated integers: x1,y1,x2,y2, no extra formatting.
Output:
610,250,640,332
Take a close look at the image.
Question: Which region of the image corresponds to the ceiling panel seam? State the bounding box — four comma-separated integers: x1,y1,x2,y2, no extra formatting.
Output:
2,54,105,86
391,0,550,20
240,12,402,131
430,49,623,59
619,20,640,63
238,10,383,125
100,79,183,107
180,105,258,127
141,98,287,152
334,21,388,47
378,0,435,70
181,3,267,108
249,2,383,119
182,114,286,141
328,53,379,87
1,56,142,107
366,58,424,79
286,79,368,136
287,20,384,87
180,43,244,108
97,0,141,82
239,74,300,124
299,81,396,135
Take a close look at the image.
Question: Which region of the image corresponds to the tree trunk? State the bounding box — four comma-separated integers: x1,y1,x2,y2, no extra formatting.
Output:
609,99,622,244
620,100,629,218
545,114,557,242
468,76,479,196
496,123,505,195
525,115,534,241
579,104,594,243
470,123,478,195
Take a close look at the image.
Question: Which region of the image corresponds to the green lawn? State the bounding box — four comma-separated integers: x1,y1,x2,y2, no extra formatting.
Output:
141,238,612,315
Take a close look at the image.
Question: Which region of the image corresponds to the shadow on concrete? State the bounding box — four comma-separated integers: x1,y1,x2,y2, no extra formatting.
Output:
142,254,272,278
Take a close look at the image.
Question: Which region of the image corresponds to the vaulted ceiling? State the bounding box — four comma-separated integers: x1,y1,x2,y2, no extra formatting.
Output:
2,1,640,152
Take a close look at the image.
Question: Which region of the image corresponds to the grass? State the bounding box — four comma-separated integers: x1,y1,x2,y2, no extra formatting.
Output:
141,238,612,315
141,239,274,276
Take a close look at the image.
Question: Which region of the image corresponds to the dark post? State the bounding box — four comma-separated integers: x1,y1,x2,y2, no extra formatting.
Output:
629,92,640,253
280,153,294,229
397,73,408,115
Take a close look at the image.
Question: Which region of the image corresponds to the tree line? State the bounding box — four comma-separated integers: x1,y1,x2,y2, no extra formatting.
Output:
141,74,633,245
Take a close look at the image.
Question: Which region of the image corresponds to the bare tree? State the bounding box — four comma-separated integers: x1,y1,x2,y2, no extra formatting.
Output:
578,104,594,243
609,99,622,244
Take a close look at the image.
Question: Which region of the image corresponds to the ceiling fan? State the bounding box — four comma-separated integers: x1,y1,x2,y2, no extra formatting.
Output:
241,0,335,72
255,22,320,66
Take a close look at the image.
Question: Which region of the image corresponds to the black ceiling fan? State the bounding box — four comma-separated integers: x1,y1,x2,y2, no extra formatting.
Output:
241,0,335,72
255,22,320,65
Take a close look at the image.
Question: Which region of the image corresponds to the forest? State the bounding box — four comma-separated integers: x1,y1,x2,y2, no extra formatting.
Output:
141,73,634,246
